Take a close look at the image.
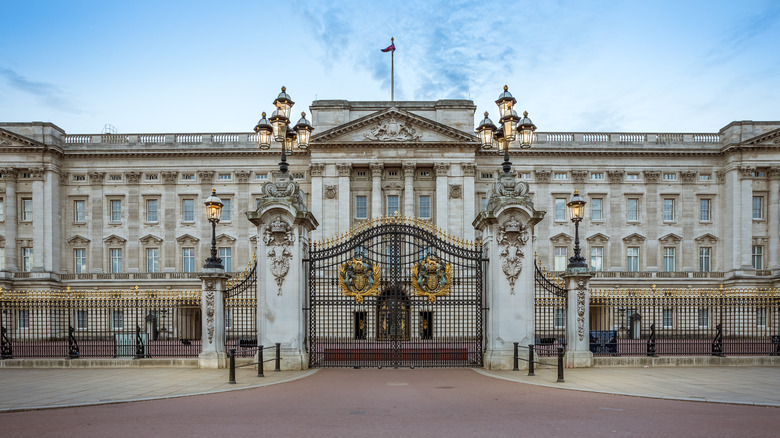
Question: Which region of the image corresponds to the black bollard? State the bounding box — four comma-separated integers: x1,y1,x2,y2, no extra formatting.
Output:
258,344,265,377
513,342,519,371
228,348,236,384
528,344,535,377
275,342,281,372
556,346,565,383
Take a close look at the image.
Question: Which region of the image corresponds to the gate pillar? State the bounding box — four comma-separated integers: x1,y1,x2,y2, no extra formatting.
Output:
474,171,545,370
561,271,593,367
198,271,230,368
247,172,318,371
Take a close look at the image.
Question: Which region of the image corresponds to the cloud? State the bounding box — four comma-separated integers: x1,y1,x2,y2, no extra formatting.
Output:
0,68,75,111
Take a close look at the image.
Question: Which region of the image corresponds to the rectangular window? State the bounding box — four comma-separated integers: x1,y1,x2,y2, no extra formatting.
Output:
74,200,86,223
591,172,604,180
0,247,4,270
110,199,122,222
113,310,124,330
182,199,194,222
354,312,367,340
663,198,675,221
218,173,232,180
0,197,4,221
146,248,159,273
756,307,767,327
355,196,367,219
183,248,195,272
698,308,709,328
22,247,33,272
699,247,711,272
520,172,530,179
146,199,158,222
146,173,158,181
554,198,566,221
221,199,231,222
419,196,431,219
255,173,268,180
21,198,33,221
699,199,710,222
752,245,764,270
590,247,603,271
626,174,639,180
110,174,123,181
753,196,764,219
74,249,86,274
554,308,566,329
219,247,232,272
182,174,195,181
110,248,123,273
356,171,367,177
18,309,29,330
627,247,639,272
480,172,492,179
386,195,400,216
554,246,567,271
627,198,639,221
699,174,711,181
663,247,675,272
420,311,433,340
553,172,567,180
591,198,603,221
77,310,88,330
663,173,676,180
663,308,674,329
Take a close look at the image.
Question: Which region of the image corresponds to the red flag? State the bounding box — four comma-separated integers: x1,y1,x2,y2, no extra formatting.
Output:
381,42,395,52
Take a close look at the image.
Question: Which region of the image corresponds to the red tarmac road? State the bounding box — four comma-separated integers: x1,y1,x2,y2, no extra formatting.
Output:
2,368,778,437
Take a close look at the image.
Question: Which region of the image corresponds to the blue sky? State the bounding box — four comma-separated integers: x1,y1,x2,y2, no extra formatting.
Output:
1,0,778,134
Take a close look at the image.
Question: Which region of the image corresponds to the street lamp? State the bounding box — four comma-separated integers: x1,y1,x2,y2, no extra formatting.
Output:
203,189,224,270
477,85,537,174
566,190,587,271
254,86,314,175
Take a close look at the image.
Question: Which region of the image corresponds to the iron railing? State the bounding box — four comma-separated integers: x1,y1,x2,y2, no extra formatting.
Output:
224,260,258,355
534,259,567,356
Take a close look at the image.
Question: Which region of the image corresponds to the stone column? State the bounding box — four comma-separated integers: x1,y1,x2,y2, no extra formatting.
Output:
198,270,230,368
370,163,383,219
248,172,318,370
162,172,178,272
561,271,593,367
435,163,449,231
643,170,660,271
126,173,141,273
31,169,45,272
337,163,351,234
474,171,545,370
739,167,754,270
768,167,780,271
3,168,18,271
403,163,415,218
606,170,624,270
462,163,476,241
310,163,324,241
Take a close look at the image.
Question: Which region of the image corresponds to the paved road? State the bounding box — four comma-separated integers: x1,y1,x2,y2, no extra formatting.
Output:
2,368,778,437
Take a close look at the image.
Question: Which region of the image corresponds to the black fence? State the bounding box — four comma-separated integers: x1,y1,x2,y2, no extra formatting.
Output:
0,287,201,359
224,261,258,355
534,261,567,356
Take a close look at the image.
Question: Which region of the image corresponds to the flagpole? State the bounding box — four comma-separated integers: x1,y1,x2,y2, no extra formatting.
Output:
391,37,394,101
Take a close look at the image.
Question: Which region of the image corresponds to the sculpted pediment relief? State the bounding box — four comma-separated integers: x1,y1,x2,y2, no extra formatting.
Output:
743,127,780,146
622,233,646,245
103,234,127,246
550,232,572,244
658,233,682,244
176,233,200,245
0,129,46,150
586,233,610,245
694,233,718,245
67,235,91,246
140,234,163,245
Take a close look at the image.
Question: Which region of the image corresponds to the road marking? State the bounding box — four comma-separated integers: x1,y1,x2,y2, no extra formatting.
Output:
387,383,408,386
599,407,623,411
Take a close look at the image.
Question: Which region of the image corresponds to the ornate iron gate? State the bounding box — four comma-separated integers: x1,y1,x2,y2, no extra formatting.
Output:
224,259,257,355
534,258,567,356
308,217,485,368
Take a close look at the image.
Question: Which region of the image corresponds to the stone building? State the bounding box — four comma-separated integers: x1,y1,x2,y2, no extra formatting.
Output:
1,98,779,293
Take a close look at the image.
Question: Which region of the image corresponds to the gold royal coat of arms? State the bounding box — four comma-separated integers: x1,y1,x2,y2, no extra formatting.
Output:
338,251,381,303
411,254,453,303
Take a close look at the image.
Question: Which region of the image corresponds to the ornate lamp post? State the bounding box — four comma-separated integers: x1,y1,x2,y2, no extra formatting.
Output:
203,189,224,270
477,85,537,174
254,86,314,174
566,190,588,270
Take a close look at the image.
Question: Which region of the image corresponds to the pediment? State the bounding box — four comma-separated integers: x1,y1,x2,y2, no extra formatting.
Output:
694,233,718,244
216,233,236,245
103,234,127,245
311,108,477,145
140,234,163,244
0,128,46,150
67,234,91,246
550,232,572,244
743,127,780,146
622,233,646,244
176,233,200,245
658,233,682,244
586,233,610,244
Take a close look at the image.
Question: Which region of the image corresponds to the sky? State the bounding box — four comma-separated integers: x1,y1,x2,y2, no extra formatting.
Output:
1,0,778,135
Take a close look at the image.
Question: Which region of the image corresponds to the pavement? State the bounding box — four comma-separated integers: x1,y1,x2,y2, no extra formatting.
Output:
0,364,778,412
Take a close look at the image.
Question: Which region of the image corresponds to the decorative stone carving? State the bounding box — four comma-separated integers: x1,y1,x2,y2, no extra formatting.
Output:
264,216,295,296
197,170,214,183
434,163,449,177
643,170,660,183
88,172,105,185
462,163,477,178
59,172,69,185
125,172,141,184
310,163,325,177
337,163,352,177
161,171,178,184
324,185,338,199
29,168,45,180
715,171,725,183
497,216,529,295
534,170,551,182
370,163,383,178
364,117,422,141
571,170,588,183
449,184,462,199
261,173,306,212
680,170,697,183
3,168,18,182
235,170,251,183
485,171,532,213
204,281,215,344
740,166,756,179
402,162,416,178
768,166,780,181
604,170,623,183
576,280,586,342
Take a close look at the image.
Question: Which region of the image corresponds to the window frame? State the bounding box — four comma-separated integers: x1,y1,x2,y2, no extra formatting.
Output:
662,247,676,272
109,199,122,223
219,247,232,272
146,198,159,223
626,246,639,272
386,195,400,217
662,198,675,222
146,247,159,273
751,245,764,270
590,246,603,272
699,198,711,222
74,248,87,274
752,196,764,220
220,198,231,222
22,247,33,272
699,247,711,272
554,198,566,222
553,246,567,271
418,195,432,219
182,199,195,222
74,199,86,223
354,195,368,220
627,197,639,222
21,197,33,222
182,247,196,273
591,198,603,221
110,248,123,273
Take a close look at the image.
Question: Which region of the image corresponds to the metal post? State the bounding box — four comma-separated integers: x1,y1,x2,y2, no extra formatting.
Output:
557,346,565,383
275,342,281,372
258,345,265,377
513,342,519,371
228,348,236,384
528,344,535,376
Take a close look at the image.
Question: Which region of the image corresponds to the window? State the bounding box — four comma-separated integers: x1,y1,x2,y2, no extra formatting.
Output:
182,199,195,222
756,308,767,327
21,198,33,221
22,247,33,272
699,247,711,272
663,173,676,180
420,170,431,177
220,199,231,222
388,170,398,176
110,174,123,181
663,247,675,272
699,174,711,181
146,199,158,223
591,172,604,180
663,198,675,221
626,173,639,180
74,200,86,223
481,197,488,211
355,196,367,219
146,248,159,273
520,172,530,179
553,172,567,180
386,195,399,216
590,247,603,271
752,170,765,178
480,172,492,179
182,173,195,181
699,199,710,222
110,248,123,273
77,310,88,330
74,249,86,274
698,308,709,328
218,173,232,180
145,173,158,181
255,173,268,180
591,198,603,221
752,245,764,270
110,199,122,222
554,308,566,328
18,309,29,329
183,248,195,272
752,196,764,220
219,247,232,272
627,198,639,221
0,247,4,270
73,175,86,182
225,308,233,330
554,246,567,271
113,310,124,330
663,308,674,329
419,196,431,219
626,247,639,272
0,197,4,221
554,198,566,221
356,171,367,177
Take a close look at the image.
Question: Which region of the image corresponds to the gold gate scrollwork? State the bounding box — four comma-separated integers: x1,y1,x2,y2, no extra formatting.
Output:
338,250,381,303
411,254,453,303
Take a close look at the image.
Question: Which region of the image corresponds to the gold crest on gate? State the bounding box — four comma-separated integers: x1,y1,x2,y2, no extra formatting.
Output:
411,254,453,303
338,249,381,303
